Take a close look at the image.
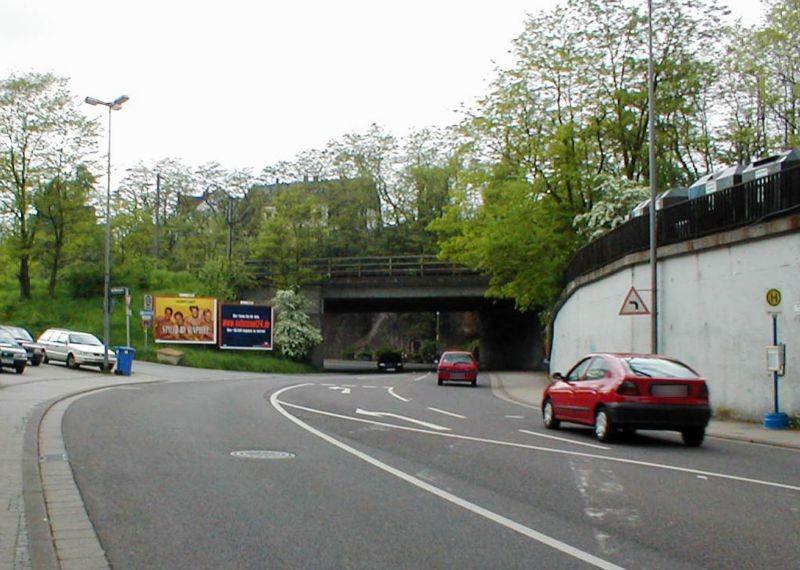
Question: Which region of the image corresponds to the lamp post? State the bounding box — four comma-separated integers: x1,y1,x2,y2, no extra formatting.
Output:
647,0,658,354
85,94,129,373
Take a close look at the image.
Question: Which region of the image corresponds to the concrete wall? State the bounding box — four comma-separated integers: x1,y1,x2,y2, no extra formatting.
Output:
551,217,799,420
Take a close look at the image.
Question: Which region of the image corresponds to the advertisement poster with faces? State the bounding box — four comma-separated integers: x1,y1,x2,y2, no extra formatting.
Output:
154,296,217,344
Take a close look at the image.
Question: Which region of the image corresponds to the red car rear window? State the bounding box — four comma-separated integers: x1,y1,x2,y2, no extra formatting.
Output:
442,354,474,364
622,357,699,379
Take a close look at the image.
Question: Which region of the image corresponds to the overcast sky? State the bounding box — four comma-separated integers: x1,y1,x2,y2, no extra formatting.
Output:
2,0,764,177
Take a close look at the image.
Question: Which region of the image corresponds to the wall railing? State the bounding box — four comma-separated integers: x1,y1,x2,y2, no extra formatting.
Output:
565,165,800,283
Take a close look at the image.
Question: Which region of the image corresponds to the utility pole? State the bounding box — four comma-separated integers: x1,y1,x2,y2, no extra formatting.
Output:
155,173,161,259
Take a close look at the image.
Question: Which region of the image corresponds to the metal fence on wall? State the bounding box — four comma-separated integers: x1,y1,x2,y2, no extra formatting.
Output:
245,255,476,283
565,165,800,283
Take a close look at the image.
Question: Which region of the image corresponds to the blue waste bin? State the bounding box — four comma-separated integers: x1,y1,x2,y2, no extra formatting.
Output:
115,346,136,376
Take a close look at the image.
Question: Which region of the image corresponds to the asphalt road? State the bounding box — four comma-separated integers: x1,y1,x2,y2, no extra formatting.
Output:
61,370,800,569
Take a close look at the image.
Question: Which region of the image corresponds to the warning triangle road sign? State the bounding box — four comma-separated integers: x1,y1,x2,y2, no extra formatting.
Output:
619,287,650,316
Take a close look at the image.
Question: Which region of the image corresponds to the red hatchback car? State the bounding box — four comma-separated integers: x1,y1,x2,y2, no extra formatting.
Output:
542,353,711,446
437,351,479,386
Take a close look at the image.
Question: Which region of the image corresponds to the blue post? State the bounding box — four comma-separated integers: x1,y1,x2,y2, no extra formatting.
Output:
773,314,779,414
764,313,789,429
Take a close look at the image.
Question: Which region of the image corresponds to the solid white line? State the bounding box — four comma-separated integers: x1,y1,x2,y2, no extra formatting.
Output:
275,396,800,492
387,387,410,402
519,429,611,451
414,373,431,382
428,407,467,419
271,384,628,570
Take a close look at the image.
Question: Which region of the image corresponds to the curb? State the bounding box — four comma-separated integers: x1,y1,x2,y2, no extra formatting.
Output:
23,380,163,569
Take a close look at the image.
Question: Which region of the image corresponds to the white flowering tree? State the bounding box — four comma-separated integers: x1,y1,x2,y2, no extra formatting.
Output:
572,175,651,242
271,289,323,361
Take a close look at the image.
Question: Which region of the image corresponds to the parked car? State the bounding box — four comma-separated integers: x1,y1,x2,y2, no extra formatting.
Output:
0,328,28,373
437,351,479,386
543,353,711,446
377,351,404,372
37,328,116,372
0,325,45,366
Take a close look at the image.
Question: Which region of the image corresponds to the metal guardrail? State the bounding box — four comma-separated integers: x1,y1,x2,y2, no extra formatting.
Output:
245,255,477,283
565,165,800,283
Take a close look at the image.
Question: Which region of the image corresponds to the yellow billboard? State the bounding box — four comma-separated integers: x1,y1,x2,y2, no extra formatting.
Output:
153,296,217,344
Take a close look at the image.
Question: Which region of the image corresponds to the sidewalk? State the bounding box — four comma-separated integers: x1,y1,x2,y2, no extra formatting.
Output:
490,371,800,450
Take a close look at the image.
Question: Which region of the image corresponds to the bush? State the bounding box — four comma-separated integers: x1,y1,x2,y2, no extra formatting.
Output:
64,264,104,299
420,339,438,362
271,289,322,361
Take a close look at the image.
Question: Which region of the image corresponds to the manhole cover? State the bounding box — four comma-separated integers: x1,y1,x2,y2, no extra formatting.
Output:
230,450,295,460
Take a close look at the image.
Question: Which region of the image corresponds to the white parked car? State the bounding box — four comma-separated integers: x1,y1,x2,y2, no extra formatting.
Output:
37,328,116,372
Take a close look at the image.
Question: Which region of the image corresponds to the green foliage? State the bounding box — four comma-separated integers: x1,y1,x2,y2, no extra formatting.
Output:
271,289,323,361
63,264,104,299
0,72,98,299
432,174,580,311
253,187,327,288
196,255,255,301
419,339,438,363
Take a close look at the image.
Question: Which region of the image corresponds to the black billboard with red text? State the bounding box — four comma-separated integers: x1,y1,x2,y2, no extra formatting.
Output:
219,303,273,350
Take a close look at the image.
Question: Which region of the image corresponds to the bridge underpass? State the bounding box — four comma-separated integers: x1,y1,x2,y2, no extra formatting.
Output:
318,274,543,371
247,256,544,370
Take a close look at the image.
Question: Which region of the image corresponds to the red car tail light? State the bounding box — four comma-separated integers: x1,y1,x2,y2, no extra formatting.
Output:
617,380,640,396
698,382,709,399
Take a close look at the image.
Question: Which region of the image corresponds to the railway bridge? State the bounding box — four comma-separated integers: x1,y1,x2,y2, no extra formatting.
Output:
243,256,543,370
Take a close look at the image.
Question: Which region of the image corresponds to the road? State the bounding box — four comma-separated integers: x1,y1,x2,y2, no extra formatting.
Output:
58,368,799,569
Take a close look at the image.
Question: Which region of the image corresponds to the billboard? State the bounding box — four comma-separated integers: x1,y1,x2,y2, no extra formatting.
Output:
219,303,273,351
154,296,217,344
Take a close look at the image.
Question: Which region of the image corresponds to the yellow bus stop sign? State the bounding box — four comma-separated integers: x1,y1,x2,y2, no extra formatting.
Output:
766,288,782,307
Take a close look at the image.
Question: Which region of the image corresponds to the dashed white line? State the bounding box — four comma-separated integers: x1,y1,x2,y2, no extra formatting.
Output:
519,429,611,450
271,385,628,570
414,373,431,382
428,407,467,419
275,391,800,492
505,415,525,419
387,387,410,402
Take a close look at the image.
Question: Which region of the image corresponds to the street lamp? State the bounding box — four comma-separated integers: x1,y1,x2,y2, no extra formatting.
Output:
85,94,130,372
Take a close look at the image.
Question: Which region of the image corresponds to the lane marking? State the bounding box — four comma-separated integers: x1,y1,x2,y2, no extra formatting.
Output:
387,387,410,403
414,373,431,382
428,407,467,419
271,384,627,570
506,415,525,419
363,385,378,389
329,386,351,395
571,459,640,555
275,393,800,492
356,408,450,431
520,429,611,451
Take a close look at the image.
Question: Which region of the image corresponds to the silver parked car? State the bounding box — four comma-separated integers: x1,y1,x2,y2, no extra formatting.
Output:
37,328,116,372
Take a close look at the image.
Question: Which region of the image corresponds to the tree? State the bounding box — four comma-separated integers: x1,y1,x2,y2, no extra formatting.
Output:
252,186,327,288
0,72,97,298
34,165,98,297
271,289,322,361
434,0,733,314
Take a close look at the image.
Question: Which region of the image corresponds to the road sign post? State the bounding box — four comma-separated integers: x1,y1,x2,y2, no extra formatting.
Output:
764,289,789,430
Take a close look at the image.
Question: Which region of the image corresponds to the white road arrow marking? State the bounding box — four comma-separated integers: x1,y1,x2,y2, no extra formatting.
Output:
329,386,351,395
356,408,451,431
387,387,410,402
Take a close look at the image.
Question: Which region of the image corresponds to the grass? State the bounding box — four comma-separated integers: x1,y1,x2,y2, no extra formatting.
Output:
0,276,316,375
